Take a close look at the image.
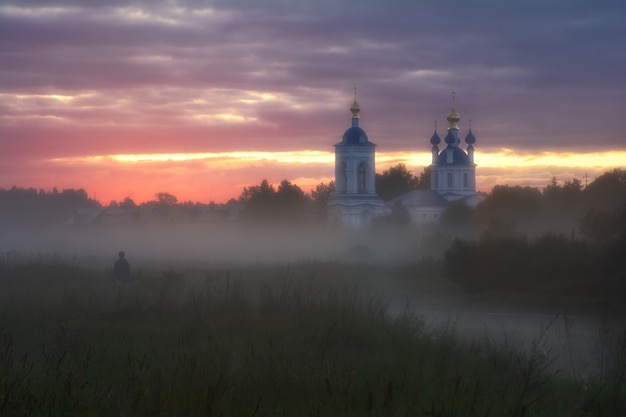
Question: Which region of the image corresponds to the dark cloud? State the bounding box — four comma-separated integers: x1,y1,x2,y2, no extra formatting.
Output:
1,0,625,161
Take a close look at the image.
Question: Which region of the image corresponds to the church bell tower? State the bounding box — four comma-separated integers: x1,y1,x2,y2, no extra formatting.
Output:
327,91,386,228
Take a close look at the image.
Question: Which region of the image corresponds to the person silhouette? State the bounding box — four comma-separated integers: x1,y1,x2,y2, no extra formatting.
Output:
113,251,131,283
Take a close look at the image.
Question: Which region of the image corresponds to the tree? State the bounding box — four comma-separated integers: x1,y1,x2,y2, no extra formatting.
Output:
276,180,307,204
0,186,100,227
119,197,137,209
375,163,420,201
542,177,584,233
583,169,626,211
240,179,276,220
580,208,622,245
474,185,543,236
238,179,309,222
239,179,275,205
311,181,335,218
417,166,431,190
440,200,474,237
543,176,560,199
155,192,178,206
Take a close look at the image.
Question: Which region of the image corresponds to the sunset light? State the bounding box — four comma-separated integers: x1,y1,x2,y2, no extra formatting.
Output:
24,149,621,205
2,4,625,414
1,1,624,205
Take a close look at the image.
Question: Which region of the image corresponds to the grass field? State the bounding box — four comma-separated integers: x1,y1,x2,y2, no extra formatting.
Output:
0,253,624,416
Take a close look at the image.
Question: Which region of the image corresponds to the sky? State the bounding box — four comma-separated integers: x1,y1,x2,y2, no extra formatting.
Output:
1,0,625,204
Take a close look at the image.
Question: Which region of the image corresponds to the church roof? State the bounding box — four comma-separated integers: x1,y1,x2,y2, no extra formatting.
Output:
429,130,441,145
444,130,456,145
336,126,375,146
465,128,476,144
335,92,375,147
435,145,472,166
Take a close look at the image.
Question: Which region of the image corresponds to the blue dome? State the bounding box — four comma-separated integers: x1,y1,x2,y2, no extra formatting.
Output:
429,130,441,145
435,146,472,165
339,126,372,146
465,128,476,145
444,130,456,145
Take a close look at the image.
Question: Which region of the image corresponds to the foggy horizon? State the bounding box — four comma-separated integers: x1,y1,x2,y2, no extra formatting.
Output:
2,1,624,204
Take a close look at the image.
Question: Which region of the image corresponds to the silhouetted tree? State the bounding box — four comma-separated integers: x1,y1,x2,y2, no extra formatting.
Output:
119,197,137,209
239,179,275,205
444,234,602,295
583,169,626,211
541,176,585,233
311,181,335,219
543,176,560,199
375,163,420,201
276,180,310,219
0,186,100,227
475,185,543,236
440,200,474,237
276,180,307,205
417,166,431,190
155,192,178,206
238,179,310,222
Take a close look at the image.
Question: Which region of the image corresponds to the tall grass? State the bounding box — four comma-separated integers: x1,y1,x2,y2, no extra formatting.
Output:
0,255,623,416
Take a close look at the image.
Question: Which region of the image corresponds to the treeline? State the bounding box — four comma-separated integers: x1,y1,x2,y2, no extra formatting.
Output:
2,167,624,235
0,162,427,227
442,169,626,296
236,163,429,223
0,186,100,227
443,230,625,296
0,181,336,227
444,169,626,238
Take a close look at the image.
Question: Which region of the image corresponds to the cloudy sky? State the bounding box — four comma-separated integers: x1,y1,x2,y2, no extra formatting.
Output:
1,0,625,204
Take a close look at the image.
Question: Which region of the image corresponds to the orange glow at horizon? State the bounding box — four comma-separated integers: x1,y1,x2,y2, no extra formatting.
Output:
29,149,625,205
51,149,626,168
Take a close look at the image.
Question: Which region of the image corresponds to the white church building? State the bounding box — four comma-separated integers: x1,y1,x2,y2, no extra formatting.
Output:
329,93,483,228
327,95,386,228
430,95,478,201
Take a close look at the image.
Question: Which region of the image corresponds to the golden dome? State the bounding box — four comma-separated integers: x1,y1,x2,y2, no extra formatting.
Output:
350,88,360,119
446,91,460,129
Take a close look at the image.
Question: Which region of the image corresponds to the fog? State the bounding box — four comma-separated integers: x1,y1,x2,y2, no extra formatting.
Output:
1,222,423,265
386,298,622,376
1,222,623,376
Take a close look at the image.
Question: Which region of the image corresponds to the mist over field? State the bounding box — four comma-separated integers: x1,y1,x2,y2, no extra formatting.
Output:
0,222,422,266
1,174,625,414
2,220,623,377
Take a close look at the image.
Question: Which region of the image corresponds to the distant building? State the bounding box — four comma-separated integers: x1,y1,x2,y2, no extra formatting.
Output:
327,94,386,228
429,93,478,202
65,207,140,226
93,207,141,225
64,207,102,226
390,94,484,225
385,190,449,225
328,92,484,228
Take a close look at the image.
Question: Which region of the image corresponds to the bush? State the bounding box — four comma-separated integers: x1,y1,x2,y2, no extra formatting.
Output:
443,234,605,295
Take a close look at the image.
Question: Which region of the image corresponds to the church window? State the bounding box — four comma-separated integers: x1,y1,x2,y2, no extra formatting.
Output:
463,172,468,188
447,173,453,188
340,162,347,193
358,163,367,193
